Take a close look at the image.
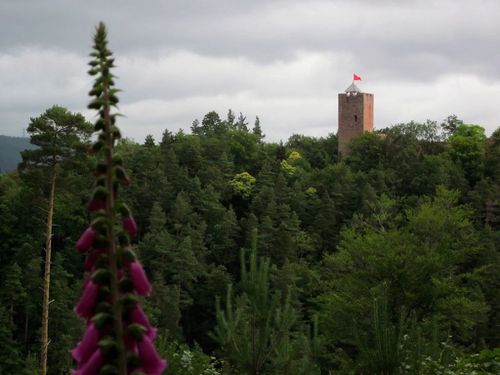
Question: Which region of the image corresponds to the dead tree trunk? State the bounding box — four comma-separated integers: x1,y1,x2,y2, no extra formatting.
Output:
40,164,56,375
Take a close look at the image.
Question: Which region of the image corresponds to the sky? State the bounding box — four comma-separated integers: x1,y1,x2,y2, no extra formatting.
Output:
1,0,499,142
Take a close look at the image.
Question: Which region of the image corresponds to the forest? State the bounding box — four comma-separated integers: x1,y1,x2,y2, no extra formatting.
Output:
0,24,499,375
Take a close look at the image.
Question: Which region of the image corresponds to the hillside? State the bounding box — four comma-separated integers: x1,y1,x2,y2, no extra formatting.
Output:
1,112,499,373
0,135,35,172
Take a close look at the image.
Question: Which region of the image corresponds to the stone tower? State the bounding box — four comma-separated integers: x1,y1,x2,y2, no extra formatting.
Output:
338,82,374,156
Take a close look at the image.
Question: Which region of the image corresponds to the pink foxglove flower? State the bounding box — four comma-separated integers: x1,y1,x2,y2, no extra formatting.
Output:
84,248,106,271
82,274,91,291
71,348,104,375
76,227,96,253
138,335,167,375
122,215,138,236
87,198,106,212
75,281,99,319
70,322,101,365
130,304,157,341
129,261,152,296
124,334,138,352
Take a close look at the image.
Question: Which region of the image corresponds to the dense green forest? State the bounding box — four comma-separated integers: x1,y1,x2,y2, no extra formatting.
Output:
1,109,499,374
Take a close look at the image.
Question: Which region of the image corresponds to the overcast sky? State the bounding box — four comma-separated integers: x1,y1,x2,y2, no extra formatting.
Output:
1,0,499,142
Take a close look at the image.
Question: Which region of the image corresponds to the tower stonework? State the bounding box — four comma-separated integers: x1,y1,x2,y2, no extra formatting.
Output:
338,83,374,156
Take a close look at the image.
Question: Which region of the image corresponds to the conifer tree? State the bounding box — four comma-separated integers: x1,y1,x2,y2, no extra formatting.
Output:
212,230,316,374
19,105,91,375
252,116,264,141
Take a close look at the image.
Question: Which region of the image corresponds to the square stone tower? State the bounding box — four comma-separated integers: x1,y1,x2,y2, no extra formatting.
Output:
338,83,374,156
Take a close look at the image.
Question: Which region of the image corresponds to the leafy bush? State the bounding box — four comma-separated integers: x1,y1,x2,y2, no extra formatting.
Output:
156,334,222,375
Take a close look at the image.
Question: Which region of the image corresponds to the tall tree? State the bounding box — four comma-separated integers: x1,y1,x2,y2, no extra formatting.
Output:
448,124,486,185
212,230,319,374
19,105,91,375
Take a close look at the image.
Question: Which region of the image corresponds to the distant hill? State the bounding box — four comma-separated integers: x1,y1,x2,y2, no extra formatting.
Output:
0,135,35,173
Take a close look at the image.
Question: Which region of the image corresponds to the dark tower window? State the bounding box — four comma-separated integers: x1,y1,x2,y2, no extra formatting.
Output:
354,115,358,122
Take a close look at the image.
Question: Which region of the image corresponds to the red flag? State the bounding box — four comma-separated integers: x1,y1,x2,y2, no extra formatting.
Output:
353,74,362,81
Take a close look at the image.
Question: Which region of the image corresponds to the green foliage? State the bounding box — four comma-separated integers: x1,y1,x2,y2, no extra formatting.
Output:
229,171,256,199
0,304,22,373
448,124,487,185
156,335,222,375
318,188,491,370
19,105,92,169
212,233,320,374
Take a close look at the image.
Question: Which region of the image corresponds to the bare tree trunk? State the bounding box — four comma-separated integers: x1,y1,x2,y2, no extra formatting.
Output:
40,164,56,375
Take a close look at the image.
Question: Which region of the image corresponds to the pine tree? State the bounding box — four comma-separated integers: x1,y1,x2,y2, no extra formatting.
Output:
19,105,91,375
252,116,264,141
236,112,249,132
212,230,313,374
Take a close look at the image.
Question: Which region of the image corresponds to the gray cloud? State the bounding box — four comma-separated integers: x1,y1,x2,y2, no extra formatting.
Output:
1,0,499,141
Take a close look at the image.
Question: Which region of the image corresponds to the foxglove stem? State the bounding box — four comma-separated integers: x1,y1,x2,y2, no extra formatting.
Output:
103,78,127,375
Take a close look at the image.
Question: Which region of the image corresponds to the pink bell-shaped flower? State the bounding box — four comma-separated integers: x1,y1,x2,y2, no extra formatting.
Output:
122,215,138,236
70,322,101,365
76,227,96,253
138,336,167,375
130,304,157,341
87,198,106,212
129,261,152,296
75,281,99,319
84,248,107,271
71,348,104,375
